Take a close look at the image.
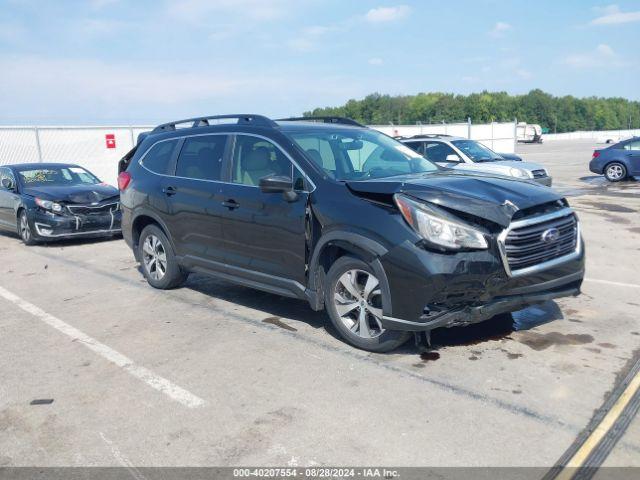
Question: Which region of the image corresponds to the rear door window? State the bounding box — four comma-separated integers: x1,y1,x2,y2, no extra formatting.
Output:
141,140,180,175
624,141,640,151
176,135,228,181
404,141,424,154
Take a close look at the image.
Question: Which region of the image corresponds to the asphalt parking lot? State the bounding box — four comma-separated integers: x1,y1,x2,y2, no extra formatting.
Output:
0,139,638,469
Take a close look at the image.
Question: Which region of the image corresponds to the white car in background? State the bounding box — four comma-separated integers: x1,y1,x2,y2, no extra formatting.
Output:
516,122,543,143
398,135,552,186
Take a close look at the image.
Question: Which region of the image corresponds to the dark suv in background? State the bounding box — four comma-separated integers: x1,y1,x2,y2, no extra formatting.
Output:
118,115,584,352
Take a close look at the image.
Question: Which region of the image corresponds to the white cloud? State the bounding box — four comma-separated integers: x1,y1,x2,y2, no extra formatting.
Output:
564,44,629,68
287,24,336,52
0,56,240,106
303,25,332,36
364,5,410,24
368,57,384,65
515,68,532,79
166,0,290,24
590,4,640,25
0,55,369,121
287,37,315,52
489,21,512,38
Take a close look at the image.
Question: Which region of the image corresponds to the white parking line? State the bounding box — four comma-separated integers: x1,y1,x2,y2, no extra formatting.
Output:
0,285,205,409
100,432,148,479
584,278,640,289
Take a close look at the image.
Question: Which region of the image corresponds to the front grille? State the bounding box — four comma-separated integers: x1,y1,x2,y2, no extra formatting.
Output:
503,213,578,273
532,169,547,178
67,202,119,216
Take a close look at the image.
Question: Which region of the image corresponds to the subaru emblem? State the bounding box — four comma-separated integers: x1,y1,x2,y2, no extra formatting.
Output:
541,227,560,243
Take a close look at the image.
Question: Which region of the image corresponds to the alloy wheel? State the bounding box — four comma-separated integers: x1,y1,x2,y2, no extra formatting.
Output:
20,214,31,242
606,164,625,180
142,234,167,281
333,269,385,339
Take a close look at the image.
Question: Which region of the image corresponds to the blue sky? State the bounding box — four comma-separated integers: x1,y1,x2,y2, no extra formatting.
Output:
0,0,639,124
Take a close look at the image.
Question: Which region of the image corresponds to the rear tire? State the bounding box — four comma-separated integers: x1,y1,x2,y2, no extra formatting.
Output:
324,256,410,353
138,224,187,289
18,210,37,246
604,162,627,182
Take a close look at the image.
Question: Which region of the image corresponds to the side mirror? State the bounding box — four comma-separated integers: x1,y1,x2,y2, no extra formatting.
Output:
259,174,293,193
1,178,14,190
259,174,298,202
445,154,461,162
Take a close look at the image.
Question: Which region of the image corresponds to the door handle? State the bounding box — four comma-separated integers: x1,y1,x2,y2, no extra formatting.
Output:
163,186,177,196
222,199,239,210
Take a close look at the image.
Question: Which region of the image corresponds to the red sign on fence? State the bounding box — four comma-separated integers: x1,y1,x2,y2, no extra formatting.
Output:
105,134,116,149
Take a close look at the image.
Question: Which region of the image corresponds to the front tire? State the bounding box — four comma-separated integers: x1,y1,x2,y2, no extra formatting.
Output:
18,211,37,246
138,224,187,289
324,256,410,353
604,162,627,182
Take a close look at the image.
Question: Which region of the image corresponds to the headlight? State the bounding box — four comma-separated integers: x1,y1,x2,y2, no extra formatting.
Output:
509,167,531,179
394,194,488,250
35,197,63,212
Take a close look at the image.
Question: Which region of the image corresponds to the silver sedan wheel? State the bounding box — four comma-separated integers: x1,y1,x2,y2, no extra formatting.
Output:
20,214,31,242
606,164,625,180
334,269,385,339
142,234,167,281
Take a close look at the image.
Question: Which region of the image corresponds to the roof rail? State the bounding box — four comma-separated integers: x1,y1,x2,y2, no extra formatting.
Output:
151,114,278,133
395,133,452,139
276,116,366,127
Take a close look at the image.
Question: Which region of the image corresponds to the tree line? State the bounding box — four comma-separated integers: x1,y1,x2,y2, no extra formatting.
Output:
303,89,640,133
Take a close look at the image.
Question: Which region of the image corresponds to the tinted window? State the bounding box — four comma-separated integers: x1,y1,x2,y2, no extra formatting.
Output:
624,141,640,151
142,140,179,174
423,142,458,162
232,135,292,186
288,128,437,181
404,141,424,154
176,135,228,181
293,136,336,173
451,140,499,162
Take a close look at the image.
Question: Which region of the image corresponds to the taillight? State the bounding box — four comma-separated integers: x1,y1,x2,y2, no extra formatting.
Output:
592,150,600,158
118,172,132,191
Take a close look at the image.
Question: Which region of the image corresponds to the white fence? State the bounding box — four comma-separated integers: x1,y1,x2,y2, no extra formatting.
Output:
543,128,640,142
372,121,516,154
0,126,152,187
0,121,517,186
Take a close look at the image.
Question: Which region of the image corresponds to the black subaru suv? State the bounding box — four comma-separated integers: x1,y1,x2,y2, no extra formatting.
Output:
118,115,584,352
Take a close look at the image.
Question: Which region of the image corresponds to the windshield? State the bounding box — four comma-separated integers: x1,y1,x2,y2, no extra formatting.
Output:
451,140,500,162
287,128,439,180
16,166,101,187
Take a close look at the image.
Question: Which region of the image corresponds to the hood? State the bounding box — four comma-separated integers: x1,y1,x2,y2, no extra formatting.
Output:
22,183,119,204
453,160,545,173
347,171,562,227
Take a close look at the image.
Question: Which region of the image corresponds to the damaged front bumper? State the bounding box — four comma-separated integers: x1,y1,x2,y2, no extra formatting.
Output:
30,204,122,240
379,222,585,332
381,270,583,331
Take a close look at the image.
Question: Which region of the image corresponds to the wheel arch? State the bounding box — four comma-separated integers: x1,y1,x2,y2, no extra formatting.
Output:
130,211,176,260
308,231,393,316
